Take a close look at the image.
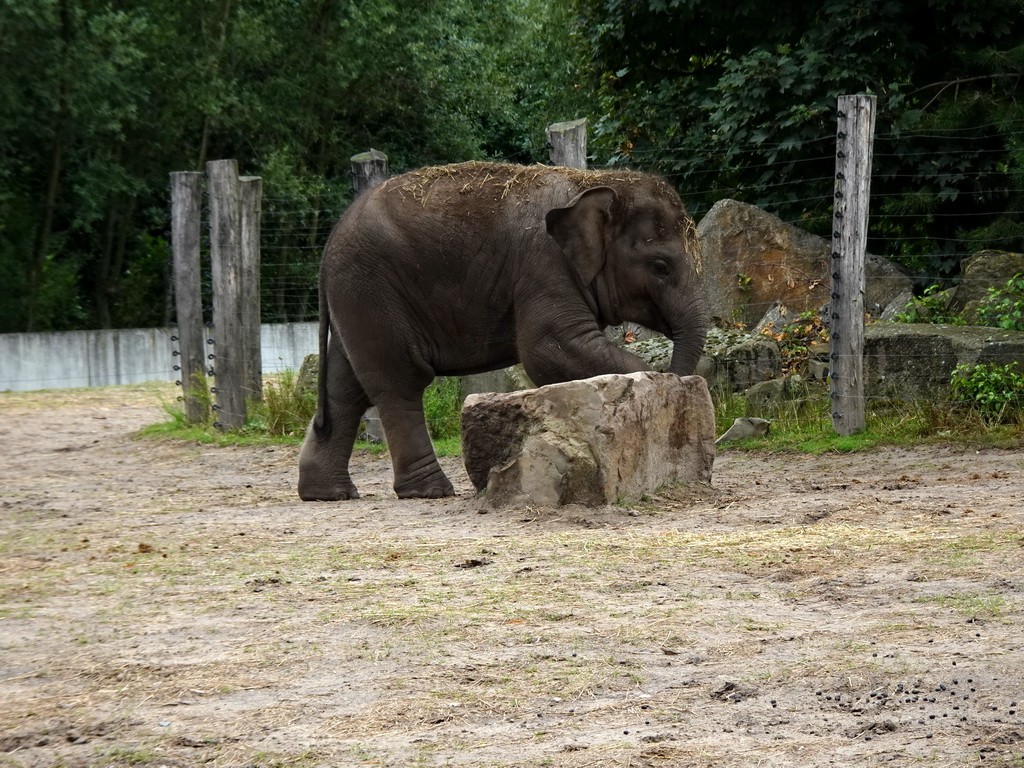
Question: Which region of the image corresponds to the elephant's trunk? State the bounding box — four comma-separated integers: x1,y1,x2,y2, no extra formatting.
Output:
667,302,709,377
668,335,704,376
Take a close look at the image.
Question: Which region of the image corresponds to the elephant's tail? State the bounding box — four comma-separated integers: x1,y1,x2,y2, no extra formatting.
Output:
312,283,331,440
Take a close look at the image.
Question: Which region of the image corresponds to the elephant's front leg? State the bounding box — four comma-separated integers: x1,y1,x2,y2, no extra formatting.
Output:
520,327,649,386
376,395,456,499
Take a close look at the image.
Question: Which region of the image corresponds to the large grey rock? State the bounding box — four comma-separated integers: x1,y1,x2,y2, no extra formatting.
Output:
864,322,1024,399
460,365,534,399
699,328,782,392
864,253,918,320
697,199,913,326
297,353,319,398
624,330,781,392
952,249,1024,319
744,376,816,418
461,372,715,508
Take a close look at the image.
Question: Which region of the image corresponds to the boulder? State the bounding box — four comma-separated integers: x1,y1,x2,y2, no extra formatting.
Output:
460,365,534,400
753,301,798,335
698,328,782,392
697,199,913,326
297,353,319,399
864,322,1024,400
716,417,771,445
744,376,817,418
951,249,1024,319
878,290,915,322
621,330,781,392
461,372,715,508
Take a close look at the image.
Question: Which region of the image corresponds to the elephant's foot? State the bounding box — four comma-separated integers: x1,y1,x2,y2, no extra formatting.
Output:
394,473,456,499
298,480,360,502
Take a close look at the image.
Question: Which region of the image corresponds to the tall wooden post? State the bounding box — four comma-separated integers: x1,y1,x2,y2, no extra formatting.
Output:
170,171,207,424
830,94,876,435
349,150,389,442
546,119,588,170
350,149,389,194
240,175,263,403
207,159,247,429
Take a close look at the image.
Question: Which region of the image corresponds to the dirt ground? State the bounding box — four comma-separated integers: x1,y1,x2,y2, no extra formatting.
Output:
1,383,1022,768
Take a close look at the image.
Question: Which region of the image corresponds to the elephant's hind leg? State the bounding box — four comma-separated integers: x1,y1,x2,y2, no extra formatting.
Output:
297,342,370,501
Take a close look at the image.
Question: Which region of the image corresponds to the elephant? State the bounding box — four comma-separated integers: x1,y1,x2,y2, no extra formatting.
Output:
298,161,708,501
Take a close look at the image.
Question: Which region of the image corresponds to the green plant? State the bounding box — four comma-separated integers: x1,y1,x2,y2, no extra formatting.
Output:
423,377,462,442
950,361,1024,423
248,370,317,437
894,285,966,325
975,273,1024,331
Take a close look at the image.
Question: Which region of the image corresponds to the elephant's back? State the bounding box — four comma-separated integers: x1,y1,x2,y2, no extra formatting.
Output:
376,162,669,218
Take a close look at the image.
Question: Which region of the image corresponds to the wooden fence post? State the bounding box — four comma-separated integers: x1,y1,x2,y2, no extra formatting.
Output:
350,149,389,194
830,94,876,435
170,171,207,424
349,150,389,443
546,119,588,170
207,159,259,429
240,175,263,403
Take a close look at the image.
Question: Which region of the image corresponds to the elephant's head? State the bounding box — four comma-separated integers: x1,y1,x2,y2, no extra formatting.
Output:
545,183,708,376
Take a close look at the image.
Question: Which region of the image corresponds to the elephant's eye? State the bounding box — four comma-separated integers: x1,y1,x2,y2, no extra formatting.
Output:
649,259,671,279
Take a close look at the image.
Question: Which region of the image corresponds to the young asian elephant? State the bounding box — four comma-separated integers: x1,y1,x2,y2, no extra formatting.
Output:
298,162,708,501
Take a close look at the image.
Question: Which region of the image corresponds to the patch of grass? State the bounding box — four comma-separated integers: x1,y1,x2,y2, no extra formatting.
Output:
140,373,465,455
913,591,1012,620
424,377,462,441
432,435,462,457
716,393,1024,454
94,746,159,765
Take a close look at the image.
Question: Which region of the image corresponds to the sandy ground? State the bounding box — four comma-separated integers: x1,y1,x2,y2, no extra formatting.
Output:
1,383,1023,768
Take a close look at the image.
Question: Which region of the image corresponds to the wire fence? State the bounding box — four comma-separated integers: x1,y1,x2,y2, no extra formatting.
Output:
3,114,1023,433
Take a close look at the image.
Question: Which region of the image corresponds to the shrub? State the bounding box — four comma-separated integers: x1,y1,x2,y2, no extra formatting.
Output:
950,361,1024,424
759,310,829,376
423,377,463,441
894,285,966,325
250,370,317,437
975,273,1024,331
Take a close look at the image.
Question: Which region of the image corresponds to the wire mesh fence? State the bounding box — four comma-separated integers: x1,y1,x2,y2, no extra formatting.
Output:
3,114,1023,437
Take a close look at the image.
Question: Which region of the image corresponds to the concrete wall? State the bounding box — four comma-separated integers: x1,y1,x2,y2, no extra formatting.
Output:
0,322,318,392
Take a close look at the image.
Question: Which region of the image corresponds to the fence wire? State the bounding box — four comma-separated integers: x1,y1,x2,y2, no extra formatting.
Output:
3,117,1023,436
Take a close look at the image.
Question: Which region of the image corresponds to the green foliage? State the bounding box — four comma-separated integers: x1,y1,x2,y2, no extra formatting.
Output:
0,0,584,333
893,285,967,325
423,377,463,442
248,370,318,438
577,0,1024,267
950,361,1024,424
975,273,1024,331
894,274,1024,330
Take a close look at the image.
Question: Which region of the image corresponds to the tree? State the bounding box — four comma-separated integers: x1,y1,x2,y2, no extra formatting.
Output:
0,0,585,332
576,0,1024,277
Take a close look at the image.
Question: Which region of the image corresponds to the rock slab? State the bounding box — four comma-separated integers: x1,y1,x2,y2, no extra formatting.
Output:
461,372,715,509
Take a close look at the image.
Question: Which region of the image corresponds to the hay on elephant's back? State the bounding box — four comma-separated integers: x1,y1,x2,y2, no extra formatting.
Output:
389,162,700,259
391,161,652,204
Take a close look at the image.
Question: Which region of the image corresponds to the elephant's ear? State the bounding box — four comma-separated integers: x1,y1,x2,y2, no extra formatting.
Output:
545,186,618,285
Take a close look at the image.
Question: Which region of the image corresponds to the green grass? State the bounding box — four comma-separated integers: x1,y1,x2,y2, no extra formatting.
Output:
141,372,464,456
713,384,1024,454
142,367,1024,458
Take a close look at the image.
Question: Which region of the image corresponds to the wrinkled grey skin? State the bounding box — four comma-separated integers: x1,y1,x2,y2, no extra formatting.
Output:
298,162,708,501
